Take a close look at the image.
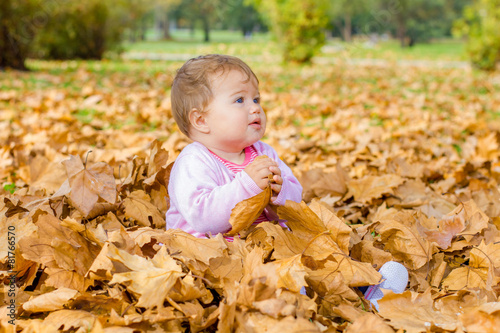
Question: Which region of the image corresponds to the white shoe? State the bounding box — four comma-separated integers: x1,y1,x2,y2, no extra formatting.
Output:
364,261,408,311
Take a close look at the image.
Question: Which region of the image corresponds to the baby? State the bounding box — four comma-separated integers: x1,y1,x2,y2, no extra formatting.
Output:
165,54,408,308
165,54,303,238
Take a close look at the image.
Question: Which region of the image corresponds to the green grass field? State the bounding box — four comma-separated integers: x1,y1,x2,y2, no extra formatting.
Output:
122,29,467,62
123,29,278,57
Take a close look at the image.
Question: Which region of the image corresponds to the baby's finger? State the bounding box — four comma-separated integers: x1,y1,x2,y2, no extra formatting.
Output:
269,166,281,176
271,183,281,193
273,175,283,185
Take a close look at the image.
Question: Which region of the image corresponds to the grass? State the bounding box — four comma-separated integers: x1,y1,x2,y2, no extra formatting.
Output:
123,29,278,57
328,38,466,61
122,29,467,62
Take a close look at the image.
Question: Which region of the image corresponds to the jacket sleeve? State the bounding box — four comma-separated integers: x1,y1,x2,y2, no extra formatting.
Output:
168,153,263,235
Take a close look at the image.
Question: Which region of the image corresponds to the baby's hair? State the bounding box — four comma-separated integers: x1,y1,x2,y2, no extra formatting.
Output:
171,54,259,137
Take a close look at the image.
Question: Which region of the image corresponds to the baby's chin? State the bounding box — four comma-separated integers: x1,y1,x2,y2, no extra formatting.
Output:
252,132,266,143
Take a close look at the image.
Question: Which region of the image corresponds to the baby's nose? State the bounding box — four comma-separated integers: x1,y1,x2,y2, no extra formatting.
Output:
250,104,261,113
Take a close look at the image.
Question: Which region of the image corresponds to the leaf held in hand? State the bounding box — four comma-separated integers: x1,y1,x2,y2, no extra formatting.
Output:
226,155,273,236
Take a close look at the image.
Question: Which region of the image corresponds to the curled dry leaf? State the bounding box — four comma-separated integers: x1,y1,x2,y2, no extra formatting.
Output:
418,208,466,250
226,187,271,236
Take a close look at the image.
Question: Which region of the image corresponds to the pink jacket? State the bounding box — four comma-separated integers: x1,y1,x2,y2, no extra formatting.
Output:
165,141,303,238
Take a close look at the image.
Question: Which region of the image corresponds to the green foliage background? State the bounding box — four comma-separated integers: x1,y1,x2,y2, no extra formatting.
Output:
454,0,500,70
249,0,329,63
1,0,500,69
33,1,123,60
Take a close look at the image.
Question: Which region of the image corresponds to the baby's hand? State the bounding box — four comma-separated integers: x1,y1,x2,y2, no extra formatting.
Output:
269,165,283,201
244,156,278,190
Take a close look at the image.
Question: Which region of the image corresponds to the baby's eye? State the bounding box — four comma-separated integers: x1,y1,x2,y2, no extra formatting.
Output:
236,97,244,103
253,97,260,104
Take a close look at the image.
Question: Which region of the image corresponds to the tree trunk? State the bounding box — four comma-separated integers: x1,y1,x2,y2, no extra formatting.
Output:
343,13,352,42
140,17,147,41
202,16,210,42
397,18,406,47
162,13,171,40
0,1,28,70
190,21,195,38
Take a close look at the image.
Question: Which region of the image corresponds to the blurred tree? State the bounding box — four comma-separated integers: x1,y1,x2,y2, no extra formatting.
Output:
222,0,264,37
249,0,329,63
155,0,182,40
126,0,155,42
375,0,469,47
172,0,222,42
0,0,42,70
328,0,370,42
454,0,500,70
33,0,124,59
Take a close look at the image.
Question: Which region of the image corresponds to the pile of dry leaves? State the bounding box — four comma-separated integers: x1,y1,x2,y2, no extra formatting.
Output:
1,61,500,332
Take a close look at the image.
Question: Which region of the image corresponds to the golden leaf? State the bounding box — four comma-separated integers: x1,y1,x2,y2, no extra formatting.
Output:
460,302,500,333
122,190,166,228
227,186,272,236
147,139,169,178
376,219,437,270
345,313,395,333
419,208,466,249
347,174,404,204
22,288,78,313
252,298,296,318
157,229,228,266
441,266,490,291
457,200,490,242
377,289,459,333
308,198,352,254
108,244,185,308
44,268,94,292
41,309,98,331
275,254,307,293
239,312,319,332
278,200,328,238
62,155,117,216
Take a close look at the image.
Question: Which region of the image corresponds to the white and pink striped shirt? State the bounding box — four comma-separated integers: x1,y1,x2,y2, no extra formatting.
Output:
166,141,303,239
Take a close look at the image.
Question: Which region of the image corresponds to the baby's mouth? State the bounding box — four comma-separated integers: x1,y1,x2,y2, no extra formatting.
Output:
249,118,261,126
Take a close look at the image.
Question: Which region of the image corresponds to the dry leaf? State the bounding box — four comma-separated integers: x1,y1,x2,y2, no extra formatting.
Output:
227,186,271,236
376,218,437,270
108,244,185,308
308,198,352,254
347,174,404,203
62,155,117,216
5,57,500,331
345,313,395,333
22,288,78,312
122,190,165,228
377,289,459,333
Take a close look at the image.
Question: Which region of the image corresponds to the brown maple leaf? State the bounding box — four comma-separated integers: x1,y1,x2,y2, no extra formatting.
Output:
62,154,117,216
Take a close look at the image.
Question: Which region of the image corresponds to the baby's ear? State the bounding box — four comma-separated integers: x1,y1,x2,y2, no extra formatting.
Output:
189,108,210,134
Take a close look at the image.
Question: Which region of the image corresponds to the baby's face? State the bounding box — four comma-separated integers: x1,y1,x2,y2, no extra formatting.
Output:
202,69,266,153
